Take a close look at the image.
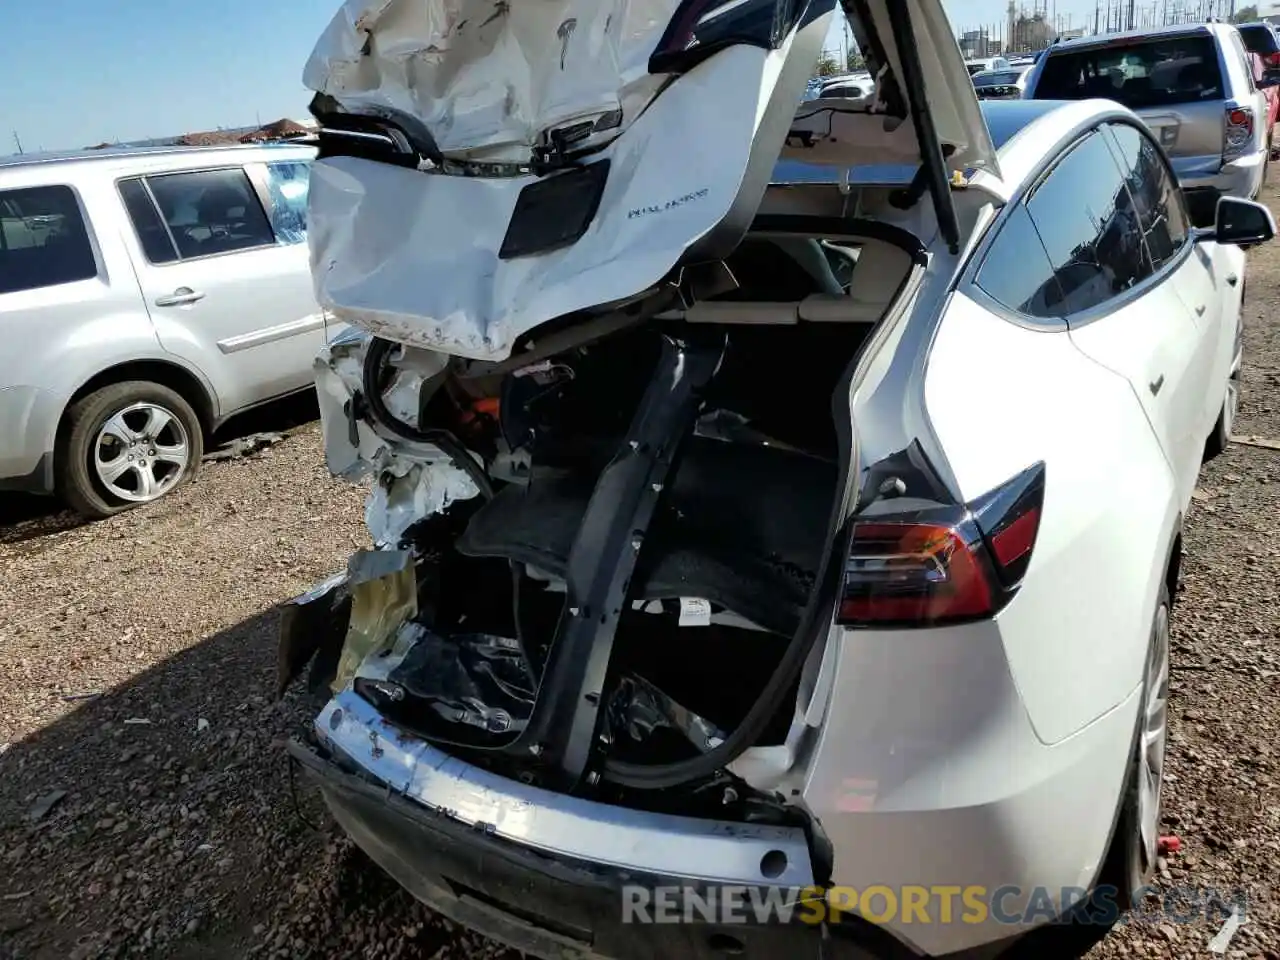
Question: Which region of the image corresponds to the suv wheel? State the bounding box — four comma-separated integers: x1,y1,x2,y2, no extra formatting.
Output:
57,381,203,518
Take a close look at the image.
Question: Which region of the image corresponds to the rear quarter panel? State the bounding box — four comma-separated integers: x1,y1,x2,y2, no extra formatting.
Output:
923,292,1179,745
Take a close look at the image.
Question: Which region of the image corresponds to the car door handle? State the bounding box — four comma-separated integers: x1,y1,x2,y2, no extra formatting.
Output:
1150,374,1165,396
155,288,205,307
1227,273,1240,287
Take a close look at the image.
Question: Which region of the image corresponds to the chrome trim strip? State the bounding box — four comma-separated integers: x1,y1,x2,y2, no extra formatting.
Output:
315,690,816,887
217,313,324,354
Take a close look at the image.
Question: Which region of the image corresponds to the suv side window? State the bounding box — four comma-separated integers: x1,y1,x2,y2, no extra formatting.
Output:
1025,129,1151,315
1103,121,1190,271
263,161,310,245
974,205,1063,318
0,185,98,295
1230,32,1258,90
144,168,276,260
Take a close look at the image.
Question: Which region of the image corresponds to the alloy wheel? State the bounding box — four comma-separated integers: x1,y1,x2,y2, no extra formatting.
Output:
1136,600,1170,879
92,402,191,503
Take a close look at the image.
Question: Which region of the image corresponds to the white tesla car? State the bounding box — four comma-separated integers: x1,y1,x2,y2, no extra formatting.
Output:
281,1,1273,958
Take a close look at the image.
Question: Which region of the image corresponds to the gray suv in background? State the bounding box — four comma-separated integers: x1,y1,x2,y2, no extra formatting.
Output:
0,143,323,517
1023,22,1280,225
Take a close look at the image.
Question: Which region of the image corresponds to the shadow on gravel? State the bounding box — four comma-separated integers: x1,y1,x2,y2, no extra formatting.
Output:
0,601,481,960
0,391,320,547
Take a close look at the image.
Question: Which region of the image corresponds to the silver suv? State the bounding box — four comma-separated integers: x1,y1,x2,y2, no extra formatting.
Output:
1023,22,1280,224
0,143,323,517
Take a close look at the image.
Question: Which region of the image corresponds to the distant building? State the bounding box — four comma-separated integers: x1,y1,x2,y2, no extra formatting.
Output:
959,28,994,58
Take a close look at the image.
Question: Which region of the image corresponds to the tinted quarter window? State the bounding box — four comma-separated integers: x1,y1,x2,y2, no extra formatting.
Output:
146,168,275,259
1026,131,1152,315
264,161,310,244
1238,23,1280,57
118,178,179,264
1104,122,1189,270
0,185,97,295
1033,34,1223,108
974,205,1064,318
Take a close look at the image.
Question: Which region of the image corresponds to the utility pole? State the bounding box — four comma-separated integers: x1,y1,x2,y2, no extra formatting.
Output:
12,131,22,155
1128,0,1136,27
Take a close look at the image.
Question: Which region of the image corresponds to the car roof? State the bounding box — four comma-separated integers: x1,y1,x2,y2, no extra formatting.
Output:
0,142,316,174
1047,20,1227,51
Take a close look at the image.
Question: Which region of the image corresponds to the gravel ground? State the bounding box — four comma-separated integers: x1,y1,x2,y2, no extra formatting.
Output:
4,190,1280,959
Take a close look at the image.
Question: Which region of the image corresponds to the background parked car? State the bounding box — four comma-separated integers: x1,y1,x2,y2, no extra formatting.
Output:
965,55,1011,75
1023,22,1280,225
1236,19,1280,69
0,142,320,517
816,71,873,99
970,65,1032,99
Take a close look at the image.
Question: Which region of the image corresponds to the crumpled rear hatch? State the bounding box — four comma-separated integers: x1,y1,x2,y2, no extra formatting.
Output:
303,0,835,360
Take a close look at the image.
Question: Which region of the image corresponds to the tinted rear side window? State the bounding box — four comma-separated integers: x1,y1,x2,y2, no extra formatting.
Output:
1026,130,1151,314
0,185,98,295
146,168,276,260
1104,122,1189,270
1033,34,1223,107
118,178,180,265
974,205,1063,318
1237,23,1280,56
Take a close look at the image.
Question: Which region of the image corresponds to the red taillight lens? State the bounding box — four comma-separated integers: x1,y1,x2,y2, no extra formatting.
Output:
1267,52,1280,67
837,462,1045,629
838,521,994,626
1225,106,1254,158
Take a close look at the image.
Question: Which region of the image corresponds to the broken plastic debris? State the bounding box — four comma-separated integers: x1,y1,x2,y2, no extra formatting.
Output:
678,597,712,627
1208,905,1245,954
26,789,67,822
1158,835,1182,855
196,718,210,734
203,431,285,462
123,718,153,725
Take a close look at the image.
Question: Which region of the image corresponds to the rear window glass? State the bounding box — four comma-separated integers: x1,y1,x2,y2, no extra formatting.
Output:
1237,23,1280,56
1033,34,1224,108
975,71,1023,86
0,185,98,295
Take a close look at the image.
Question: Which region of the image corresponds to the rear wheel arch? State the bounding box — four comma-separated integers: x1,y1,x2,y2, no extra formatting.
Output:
1164,527,1183,609
62,360,216,439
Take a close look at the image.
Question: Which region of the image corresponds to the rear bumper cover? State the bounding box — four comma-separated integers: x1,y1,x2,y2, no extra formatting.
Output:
0,385,58,493
290,735,1020,960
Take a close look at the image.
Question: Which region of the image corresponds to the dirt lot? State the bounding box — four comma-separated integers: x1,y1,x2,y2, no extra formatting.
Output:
4,195,1280,960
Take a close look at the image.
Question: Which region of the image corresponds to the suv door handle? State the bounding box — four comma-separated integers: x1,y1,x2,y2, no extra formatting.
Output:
155,287,205,307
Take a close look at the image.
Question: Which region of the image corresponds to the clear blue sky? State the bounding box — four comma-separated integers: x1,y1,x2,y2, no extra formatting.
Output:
2,0,1105,154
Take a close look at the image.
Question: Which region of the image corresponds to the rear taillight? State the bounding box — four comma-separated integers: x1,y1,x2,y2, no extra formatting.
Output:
837,462,1045,629
1267,52,1280,67
1226,106,1255,158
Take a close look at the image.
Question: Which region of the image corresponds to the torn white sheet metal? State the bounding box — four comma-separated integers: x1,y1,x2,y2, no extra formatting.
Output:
366,460,482,547
306,8,833,360
304,0,678,163
315,331,481,537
